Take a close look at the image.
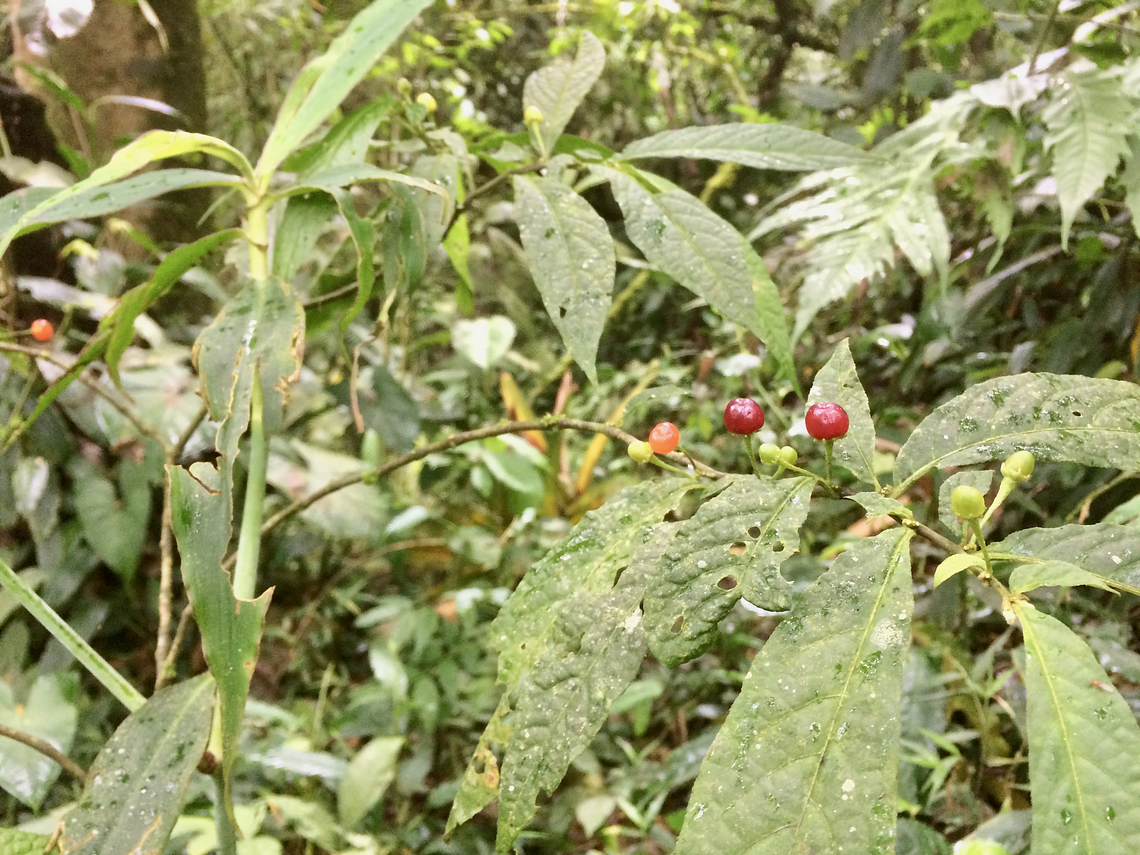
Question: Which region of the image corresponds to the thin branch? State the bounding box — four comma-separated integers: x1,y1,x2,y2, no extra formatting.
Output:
160,602,196,681
175,402,209,456
905,517,965,557
441,163,547,242
0,722,87,782
1028,0,1063,76
154,472,176,690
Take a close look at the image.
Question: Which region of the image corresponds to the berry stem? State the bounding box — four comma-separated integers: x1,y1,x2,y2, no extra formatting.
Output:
742,435,761,477
649,456,696,478
824,439,834,486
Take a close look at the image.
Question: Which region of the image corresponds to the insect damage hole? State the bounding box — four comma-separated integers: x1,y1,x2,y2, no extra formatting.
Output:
728,542,747,556
772,541,786,553
747,525,762,539
670,616,684,633
717,575,738,590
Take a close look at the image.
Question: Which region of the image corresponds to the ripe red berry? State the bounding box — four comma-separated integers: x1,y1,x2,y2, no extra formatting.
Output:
805,402,849,441
647,422,680,454
723,398,764,435
30,319,53,342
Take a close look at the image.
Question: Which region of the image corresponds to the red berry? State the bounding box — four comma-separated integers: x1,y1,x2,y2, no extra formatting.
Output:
723,398,764,435
805,402,849,441
647,422,680,454
30,319,53,342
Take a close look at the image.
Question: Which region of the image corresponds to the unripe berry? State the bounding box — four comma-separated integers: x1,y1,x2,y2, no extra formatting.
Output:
647,422,680,455
805,402,849,441
779,446,798,467
951,485,986,520
416,92,437,112
627,440,653,463
723,398,764,435
954,842,1012,855
524,105,544,126
30,319,53,341
1001,450,1035,483
758,443,781,465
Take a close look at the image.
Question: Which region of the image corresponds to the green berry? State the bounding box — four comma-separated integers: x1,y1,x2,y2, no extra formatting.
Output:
779,446,798,467
951,485,986,520
955,842,1012,855
1001,450,1035,483
628,440,654,463
416,92,437,112
758,443,781,465
524,105,544,126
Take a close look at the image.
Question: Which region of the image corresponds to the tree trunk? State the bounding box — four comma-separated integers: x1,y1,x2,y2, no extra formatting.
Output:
11,0,209,243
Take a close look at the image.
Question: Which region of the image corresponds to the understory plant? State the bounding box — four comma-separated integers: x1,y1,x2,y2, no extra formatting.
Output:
1,2,1140,854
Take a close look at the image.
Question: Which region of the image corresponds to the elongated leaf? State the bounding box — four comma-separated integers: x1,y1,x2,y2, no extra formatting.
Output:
1042,69,1131,247
992,523,1140,592
894,374,1140,490
450,479,702,842
934,553,984,587
58,674,215,855
338,736,403,829
327,187,375,344
256,0,432,177
276,163,448,201
513,174,614,383
1008,562,1116,595
1014,604,1140,854
645,476,813,666
743,242,800,396
170,465,270,828
619,124,876,170
273,192,339,282
608,169,760,338
523,31,605,153
674,527,914,855
808,339,877,486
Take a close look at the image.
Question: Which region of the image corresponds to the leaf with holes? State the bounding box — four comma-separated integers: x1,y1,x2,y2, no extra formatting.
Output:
894,374,1140,492
808,339,877,487
1014,603,1140,854
513,174,614,383
644,476,813,667
992,523,1140,594
450,479,703,845
673,527,914,855
523,31,605,154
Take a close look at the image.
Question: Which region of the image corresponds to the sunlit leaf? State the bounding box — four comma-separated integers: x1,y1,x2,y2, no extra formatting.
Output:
993,523,1140,594
523,31,605,153
674,528,914,855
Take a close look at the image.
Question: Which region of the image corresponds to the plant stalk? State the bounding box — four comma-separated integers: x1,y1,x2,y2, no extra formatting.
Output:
233,371,268,601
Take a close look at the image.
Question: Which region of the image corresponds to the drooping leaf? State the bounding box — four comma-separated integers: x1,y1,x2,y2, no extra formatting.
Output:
607,169,760,338
674,527,914,855
618,123,877,171
256,0,433,177
512,174,614,383
1014,603,1140,854
58,674,215,855
338,736,403,829
1042,69,1132,248
644,476,814,666
0,673,78,809
933,553,985,588
170,464,271,827
742,242,800,396
808,339,877,486
894,374,1140,491
992,523,1140,593
523,31,605,153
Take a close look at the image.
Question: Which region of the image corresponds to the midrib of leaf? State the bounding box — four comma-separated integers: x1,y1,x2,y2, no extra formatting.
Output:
893,422,1140,496
1020,607,1095,852
784,530,912,850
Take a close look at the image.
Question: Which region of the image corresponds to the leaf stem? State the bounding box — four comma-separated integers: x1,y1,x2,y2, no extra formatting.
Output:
233,370,267,601
213,769,239,855
0,557,145,711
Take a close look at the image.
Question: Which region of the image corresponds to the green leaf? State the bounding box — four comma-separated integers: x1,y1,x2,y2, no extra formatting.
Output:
256,0,433,177
607,169,760,338
58,674,216,855
849,491,913,520
743,242,800,396
0,673,78,809
453,316,516,369
933,553,984,588
674,527,914,855
894,374,1140,491
1014,604,1140,854
1008,561,1116,595
523,31,605,154
513,174,615,383
72,460,151,582
170,465,271,828
618,123,877,170
451,479,703,845
938,470,994,535
0,830,52,855
644,477,813,666
808,339,877,486
273,192,339,283
277,163,449,201
193,277,305,442
992,523,1140,593
106,230,244,386
1042,69,1131,248
338,736,403,829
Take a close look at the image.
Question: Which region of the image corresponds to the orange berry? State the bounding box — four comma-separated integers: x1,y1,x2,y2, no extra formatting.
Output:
30,319,53,342
647,422,680,455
